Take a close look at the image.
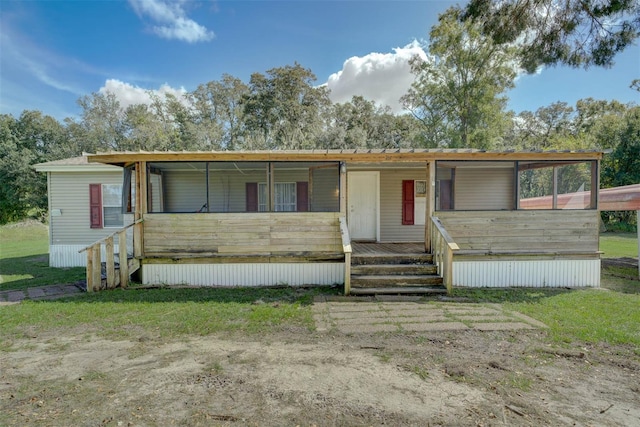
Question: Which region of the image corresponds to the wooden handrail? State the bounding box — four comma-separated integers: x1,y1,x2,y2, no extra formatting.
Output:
78,219,143,253
79,219,143,292
339,217,352,295
430,216,459,294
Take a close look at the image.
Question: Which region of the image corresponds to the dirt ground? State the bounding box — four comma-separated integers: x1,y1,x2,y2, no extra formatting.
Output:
1,324,639,427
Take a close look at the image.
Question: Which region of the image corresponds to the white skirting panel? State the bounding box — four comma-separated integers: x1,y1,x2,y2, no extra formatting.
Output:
453,259,601,288
142,263,345,287
49,244,121,268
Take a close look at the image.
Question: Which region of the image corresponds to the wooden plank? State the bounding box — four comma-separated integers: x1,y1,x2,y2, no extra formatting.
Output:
142,254,344,264
344,252,351,295
89,150,604,165
86,249,94,293
218,244,341,254
91,244,101,292
119,230,128,288
425,160,435,252
105,237,116,289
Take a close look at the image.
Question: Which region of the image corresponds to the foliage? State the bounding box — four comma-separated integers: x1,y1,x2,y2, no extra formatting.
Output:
321,96,423,149
463,0,640,72
0,112,65,224
402,7,518,149
241,63,331,149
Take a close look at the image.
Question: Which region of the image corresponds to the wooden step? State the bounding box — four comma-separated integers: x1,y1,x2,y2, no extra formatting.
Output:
351,253,433,266
351,264,437,276
350,286,447,295
351,274,443,287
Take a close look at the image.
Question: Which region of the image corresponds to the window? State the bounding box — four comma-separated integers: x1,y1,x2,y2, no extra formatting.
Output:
102,184,123,227
258,182,297,212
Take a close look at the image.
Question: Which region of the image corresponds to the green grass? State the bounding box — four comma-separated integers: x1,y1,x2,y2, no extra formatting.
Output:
509,289,640,347
0,286,334,341
1,220,639,351
0,221,85,291
599,232,638,258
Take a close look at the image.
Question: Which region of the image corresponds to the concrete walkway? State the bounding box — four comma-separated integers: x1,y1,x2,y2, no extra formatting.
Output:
0,283,83,305
313,296,546,333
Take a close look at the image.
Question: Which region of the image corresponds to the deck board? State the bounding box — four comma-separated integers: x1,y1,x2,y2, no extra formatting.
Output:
352,242,425,255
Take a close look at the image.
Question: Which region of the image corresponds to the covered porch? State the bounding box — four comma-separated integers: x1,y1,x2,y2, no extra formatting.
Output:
83,149,604,293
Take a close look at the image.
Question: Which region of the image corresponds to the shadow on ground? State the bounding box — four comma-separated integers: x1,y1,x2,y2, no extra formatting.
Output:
0,254,84,292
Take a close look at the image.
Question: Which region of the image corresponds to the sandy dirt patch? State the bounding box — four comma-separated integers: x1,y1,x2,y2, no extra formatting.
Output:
2,326,639,426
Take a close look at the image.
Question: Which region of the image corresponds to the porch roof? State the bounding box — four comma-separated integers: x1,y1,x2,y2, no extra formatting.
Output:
88,148,604,165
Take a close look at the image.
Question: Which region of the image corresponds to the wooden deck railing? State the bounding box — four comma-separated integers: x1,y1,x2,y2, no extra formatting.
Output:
79,219,143,292
430,216,459,294
339,217,352,295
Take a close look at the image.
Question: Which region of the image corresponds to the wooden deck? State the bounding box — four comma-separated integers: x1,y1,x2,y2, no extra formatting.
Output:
352,242,426,255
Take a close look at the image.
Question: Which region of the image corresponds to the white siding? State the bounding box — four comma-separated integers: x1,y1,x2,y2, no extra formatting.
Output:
142,263,344,286
49,170,130,246
379,169,426,242
453,259,600,288
50,244,125,268
454,168,514,210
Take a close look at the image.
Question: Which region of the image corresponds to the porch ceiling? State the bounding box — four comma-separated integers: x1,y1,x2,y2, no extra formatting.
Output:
88,148,604,166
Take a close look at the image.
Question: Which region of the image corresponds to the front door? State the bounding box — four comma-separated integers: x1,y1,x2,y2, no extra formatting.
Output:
347,171,378,241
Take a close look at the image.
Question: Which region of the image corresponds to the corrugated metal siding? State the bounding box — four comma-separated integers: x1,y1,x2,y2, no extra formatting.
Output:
379,169,426,242
142,263,344,286
453,259,600,287
50,244,123,267
49,171,129,245
454,168,514,210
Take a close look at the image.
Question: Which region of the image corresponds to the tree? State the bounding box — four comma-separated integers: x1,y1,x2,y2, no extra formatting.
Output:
241,63,331,149
190,74,249,150
77,92,127,151
402,7,518,149
0,111,66,223
463,0,640,72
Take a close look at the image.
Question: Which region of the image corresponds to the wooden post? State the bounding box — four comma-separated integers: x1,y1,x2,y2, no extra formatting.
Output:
86,248,94,293
340,163,347,216
105,237,115,289
119,230,129,288
552,166,558,209
344,252,351,295
425,161,436,253
133,162,146,258
445,245,453,294
91,244,101,292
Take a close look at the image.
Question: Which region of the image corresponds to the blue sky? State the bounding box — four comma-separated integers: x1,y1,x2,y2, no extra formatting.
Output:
1,0,638,121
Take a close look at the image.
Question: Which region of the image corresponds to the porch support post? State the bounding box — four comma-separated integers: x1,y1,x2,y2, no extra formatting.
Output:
425,160,436,253
552,166,558,209
340,162,347,216
133,161,146,258
591,160,599,209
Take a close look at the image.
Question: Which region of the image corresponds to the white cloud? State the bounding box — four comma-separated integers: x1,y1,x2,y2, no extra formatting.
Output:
129,0,214,43
325,41,427,113
99,79,188,110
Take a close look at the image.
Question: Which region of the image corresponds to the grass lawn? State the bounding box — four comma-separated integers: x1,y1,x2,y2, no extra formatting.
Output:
0,221,638,351
599,232,638,258
0,221,85,292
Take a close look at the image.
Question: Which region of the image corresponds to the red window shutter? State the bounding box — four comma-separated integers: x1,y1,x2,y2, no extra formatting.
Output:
246,182,258,212
296,182,309,212
402,180,414,225
89,184,103,229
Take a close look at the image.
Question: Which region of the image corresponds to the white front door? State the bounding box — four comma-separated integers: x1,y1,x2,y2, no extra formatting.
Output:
347,171,378,241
